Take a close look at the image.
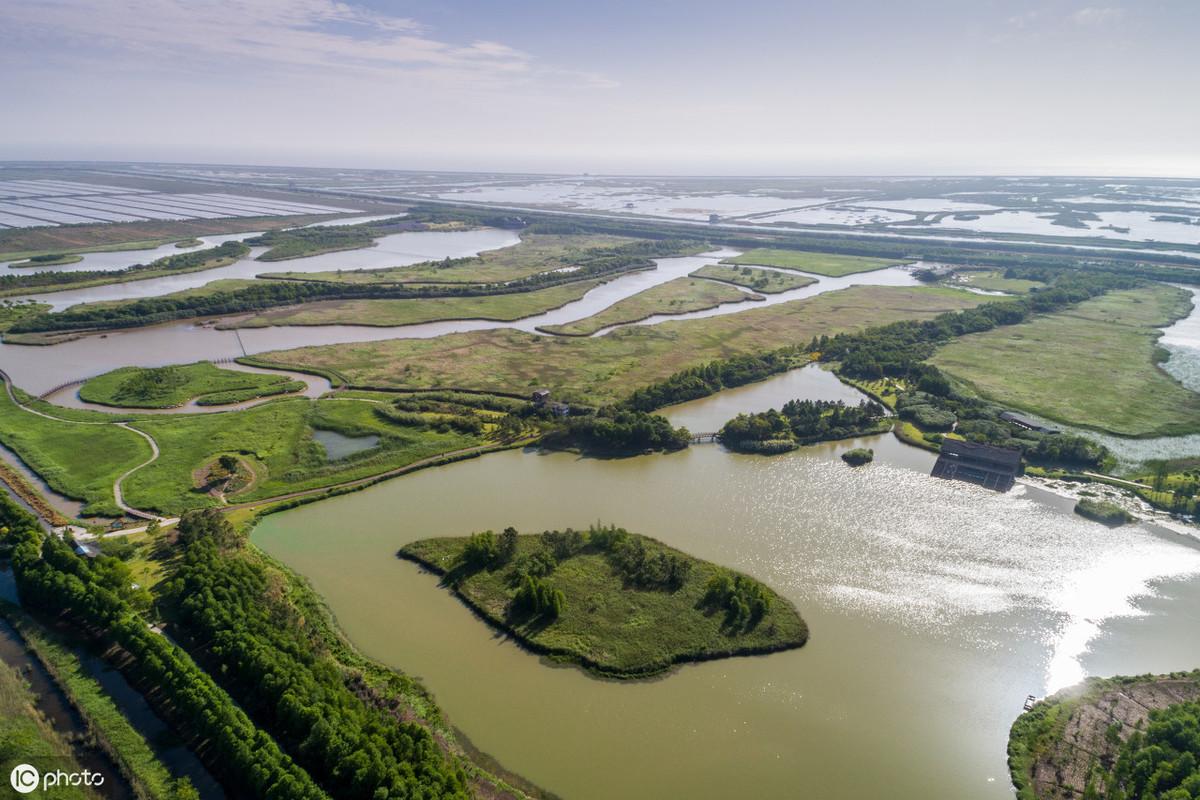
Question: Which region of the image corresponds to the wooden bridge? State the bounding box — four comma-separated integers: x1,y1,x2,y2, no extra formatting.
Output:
690,432,720,443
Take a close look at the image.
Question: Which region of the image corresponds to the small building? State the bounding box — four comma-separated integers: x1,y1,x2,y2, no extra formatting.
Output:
708,213,721,224
999,411,1060,435
531,389,551,405
73,543,100,558
548,401,570,417
930,439,1022,492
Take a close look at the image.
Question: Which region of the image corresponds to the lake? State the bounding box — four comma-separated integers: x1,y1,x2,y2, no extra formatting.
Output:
253,377,1200,800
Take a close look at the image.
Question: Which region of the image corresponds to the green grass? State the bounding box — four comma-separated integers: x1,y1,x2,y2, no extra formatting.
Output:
932,284,1200,436
400,529,807,677
9,254,84,268
0,604,180,800
0,386,150,516
0,654,95,800
261,285,986,406
228,278,602,328
0,301,51,332
0,246,250,299
691,264,817,293
724,248,909,276
123,397,487,514
954,270,1043,293
79,362,299,408
538,277,755,336
262,233,635,285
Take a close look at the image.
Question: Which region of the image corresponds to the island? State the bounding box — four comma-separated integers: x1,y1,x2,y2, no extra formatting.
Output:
398,525,808,678
1009,670,1200,800
841,447,874,465
1073,497,1135,526
8,252,84,268
78,361,304,408
718,397,890,454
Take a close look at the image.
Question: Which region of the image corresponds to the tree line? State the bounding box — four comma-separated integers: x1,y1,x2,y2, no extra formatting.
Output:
718,398,888,453
1,499,329,800
11,239,692,334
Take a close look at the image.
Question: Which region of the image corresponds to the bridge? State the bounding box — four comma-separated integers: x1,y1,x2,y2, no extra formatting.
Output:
689,432,719,443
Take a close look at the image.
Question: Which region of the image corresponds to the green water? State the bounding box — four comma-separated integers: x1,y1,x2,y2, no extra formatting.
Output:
253,383,1200,799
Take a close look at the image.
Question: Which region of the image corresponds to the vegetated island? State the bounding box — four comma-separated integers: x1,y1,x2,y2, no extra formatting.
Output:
398,524,808,678
841,447,874,465
1008,670,1200,800
691,263,817,293
718,397,890,454
1073,497,1135,527
8,252,85,268
78,361,304,408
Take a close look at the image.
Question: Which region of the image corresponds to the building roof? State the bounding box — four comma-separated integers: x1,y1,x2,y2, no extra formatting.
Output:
938,438,1022,469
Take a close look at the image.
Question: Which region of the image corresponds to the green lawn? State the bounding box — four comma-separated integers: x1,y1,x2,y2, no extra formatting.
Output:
261,285,985,405
261,233,634,285
401,528,807,677
228,279,602,328
0,301,50,332
538,277,755,336
724,248,909,276
79,362,299,408
123,397,487,514
932,284,1200,436
691,264,817,293
0,386,149,516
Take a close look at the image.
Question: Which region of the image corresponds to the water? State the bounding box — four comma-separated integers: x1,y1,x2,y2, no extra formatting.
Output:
23,228,522,311
0,250,918,395
312,428,379,460
253,382,1200,800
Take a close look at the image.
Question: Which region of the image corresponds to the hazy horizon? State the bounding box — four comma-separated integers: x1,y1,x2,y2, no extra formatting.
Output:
3,0,1198,176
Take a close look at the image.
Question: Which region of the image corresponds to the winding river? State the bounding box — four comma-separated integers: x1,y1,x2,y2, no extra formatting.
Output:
252,369,1200,800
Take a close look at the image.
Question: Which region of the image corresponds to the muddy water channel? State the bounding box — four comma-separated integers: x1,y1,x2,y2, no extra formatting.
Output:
253,370,1200,800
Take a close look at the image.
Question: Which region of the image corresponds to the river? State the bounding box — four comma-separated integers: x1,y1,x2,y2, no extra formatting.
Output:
252,370,1200,800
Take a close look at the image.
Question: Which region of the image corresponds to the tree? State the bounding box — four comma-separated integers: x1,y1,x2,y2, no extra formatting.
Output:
498,527,519,563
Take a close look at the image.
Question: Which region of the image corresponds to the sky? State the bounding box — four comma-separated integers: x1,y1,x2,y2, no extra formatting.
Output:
2,0,1197,176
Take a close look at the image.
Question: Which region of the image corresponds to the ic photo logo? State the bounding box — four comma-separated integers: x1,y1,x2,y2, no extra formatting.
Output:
9,764,39,794
8,762,106,794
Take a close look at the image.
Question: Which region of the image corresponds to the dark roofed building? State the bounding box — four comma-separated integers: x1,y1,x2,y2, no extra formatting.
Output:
999,411,1060,435
531,389,551,405
930,439,1022,492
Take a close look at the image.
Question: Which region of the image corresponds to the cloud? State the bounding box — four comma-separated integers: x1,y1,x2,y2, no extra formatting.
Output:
1071,7,1125,26
0,0,610,88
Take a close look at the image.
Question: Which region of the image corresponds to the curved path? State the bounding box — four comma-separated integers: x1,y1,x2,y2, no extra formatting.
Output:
0,367,166,522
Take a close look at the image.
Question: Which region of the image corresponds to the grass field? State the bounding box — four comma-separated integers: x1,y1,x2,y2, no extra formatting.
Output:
0,386,149,516
228,279,602,328
724,248,909,276
932,284,1200,436
261,285,985,405
691,264,817,293
954,269,1043,293
9,254,84,268
261,233,634,285
79,362,298,408
538,277,755,336
0,301,50,332
0,653,95,800
123,396,487,513
400,529,807,677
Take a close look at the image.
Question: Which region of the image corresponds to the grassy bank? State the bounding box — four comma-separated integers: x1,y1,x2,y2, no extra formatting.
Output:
262,233,633,284
400,526,807,678
0,603,184,800
691,263,817,293
537,277,755,336
9,254,84,268
1008,671,1200,800
122,395,492,514
258,285,985,405
724,248,909,276
0,385,149,516
0,650,96,800
227,278,602,328
932,284,1200,436
79,362,300,408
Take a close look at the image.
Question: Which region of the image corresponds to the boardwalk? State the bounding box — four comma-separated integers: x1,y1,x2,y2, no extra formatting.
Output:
690,432,719,443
